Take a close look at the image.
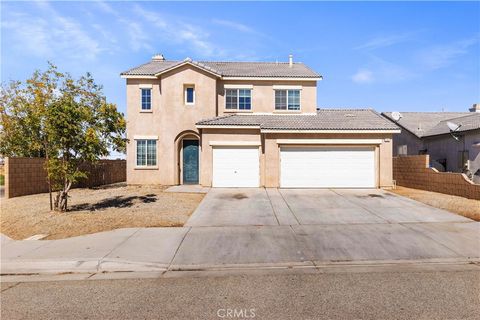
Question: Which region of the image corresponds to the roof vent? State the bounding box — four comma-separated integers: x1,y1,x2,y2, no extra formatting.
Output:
288,54,293,68
344,113,356,117
152,53,165,61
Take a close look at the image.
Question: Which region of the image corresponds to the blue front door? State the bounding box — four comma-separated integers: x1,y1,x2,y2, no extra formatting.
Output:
183,140,199,184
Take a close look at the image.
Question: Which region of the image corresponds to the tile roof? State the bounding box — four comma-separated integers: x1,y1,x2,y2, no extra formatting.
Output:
197,109,399,131
424,113,480,136
381,112,478,137
121,58,321,78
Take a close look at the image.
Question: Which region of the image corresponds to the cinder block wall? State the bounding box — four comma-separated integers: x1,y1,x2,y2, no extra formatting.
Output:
4,157,126,199
393,155,480,200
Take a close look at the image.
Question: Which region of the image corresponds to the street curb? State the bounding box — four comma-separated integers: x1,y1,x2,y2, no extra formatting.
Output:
2,257,478,276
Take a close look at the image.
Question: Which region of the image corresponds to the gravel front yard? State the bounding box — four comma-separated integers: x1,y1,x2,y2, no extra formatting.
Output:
0,184,204,240
390,186,480,221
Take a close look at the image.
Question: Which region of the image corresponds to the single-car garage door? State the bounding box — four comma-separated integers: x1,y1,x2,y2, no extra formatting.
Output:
280,146,376,188
212,147,260,187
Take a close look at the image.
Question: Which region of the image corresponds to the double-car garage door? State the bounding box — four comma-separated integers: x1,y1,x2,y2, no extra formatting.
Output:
280,146,375,188
212,146,376,188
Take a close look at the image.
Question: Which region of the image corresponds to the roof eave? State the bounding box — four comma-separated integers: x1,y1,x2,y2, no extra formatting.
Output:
196,125,261,129
260,129,401,134
120,74,158,79
221,76,322,81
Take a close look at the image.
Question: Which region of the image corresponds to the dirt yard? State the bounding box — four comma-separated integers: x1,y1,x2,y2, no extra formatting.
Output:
0,184,204,240
390,186,480,221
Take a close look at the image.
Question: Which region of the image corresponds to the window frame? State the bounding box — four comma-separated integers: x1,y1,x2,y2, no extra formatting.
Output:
140,88,152,111
135,139,157,168
274,89,301,111
224,88,252,111
184,85,195,105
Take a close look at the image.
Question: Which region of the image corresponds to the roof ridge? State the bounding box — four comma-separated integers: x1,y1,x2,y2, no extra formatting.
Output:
383,111,470,114
318,108,373,111
436,113,480,122
198,60,305,64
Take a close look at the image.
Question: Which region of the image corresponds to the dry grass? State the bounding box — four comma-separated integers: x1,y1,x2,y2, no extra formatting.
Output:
0,183,204,240
390,186,480,221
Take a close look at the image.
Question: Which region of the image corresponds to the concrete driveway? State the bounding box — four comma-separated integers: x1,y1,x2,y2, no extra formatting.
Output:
186,188,470,227
2,188,477,274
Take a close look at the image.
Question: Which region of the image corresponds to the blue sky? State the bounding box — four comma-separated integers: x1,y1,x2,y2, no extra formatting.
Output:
1,1,479,115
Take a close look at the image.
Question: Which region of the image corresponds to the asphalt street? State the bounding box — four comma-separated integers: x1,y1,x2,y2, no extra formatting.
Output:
2,266,479,320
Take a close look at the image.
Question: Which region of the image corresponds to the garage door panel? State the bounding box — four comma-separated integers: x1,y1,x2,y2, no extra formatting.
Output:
213,147,259,187
280,147,375,188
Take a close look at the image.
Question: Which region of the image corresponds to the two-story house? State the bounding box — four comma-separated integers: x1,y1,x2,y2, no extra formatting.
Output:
121,54,399,188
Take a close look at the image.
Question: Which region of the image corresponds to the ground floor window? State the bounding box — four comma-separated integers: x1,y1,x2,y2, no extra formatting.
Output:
136,139,157,166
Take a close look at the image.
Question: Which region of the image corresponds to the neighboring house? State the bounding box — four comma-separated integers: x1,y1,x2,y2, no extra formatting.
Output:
121,54,400,188
382,105,480,180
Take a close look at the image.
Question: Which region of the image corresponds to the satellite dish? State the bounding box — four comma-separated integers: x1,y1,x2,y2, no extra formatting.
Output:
447,121,461,132
391,111,402,121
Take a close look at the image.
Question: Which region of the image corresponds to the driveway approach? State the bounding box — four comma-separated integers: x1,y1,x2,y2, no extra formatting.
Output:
185,188,470,226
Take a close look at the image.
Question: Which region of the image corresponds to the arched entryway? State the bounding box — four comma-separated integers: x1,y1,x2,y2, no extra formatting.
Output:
174,131,200,185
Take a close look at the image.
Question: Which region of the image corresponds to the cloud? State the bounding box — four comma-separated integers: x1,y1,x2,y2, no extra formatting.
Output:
352,55,416,84
417,37,479,70
2,2,102,60
355,33,414,51
352,69,374,84
131,4,220,57
212,19,256,33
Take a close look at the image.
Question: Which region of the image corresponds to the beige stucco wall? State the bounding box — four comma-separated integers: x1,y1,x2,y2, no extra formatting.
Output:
126,65,217,184
200,130,394,188
217,80,317,115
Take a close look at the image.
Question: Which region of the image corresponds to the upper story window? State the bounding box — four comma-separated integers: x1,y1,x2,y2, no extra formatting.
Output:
136,139,157,167
141,88,152,110
225,89,251,110
185,85,195,105
275,89,300,111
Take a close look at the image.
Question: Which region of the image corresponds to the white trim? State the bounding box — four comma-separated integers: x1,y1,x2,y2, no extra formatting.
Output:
209,141,261,146
184,85,195,105
154,61,221,77
261,129,402,134
121,75,157,79
133,135,158,140
139,84,153,89
272,85,302,90
196,125,261,129
224,84,254,89
223,110,253,114
134,166,159,170
222,77,322,81
276,139,383,145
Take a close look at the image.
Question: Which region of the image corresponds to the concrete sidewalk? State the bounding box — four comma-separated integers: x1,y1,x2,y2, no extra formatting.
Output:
2,221,479,275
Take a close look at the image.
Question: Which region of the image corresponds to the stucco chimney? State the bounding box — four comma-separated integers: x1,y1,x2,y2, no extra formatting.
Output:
469,103,480,112
288,54,293,68
152,53,165,61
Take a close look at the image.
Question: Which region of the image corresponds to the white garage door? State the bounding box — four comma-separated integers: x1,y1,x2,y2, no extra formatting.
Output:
280,146,376,188
212,147,260,187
